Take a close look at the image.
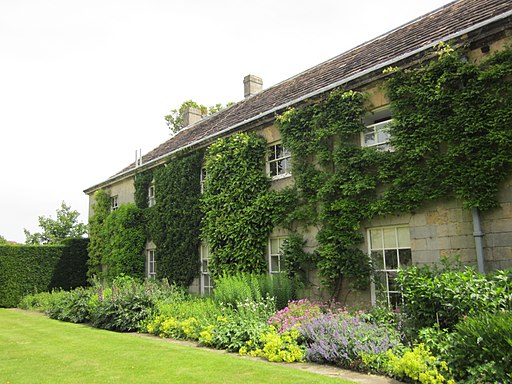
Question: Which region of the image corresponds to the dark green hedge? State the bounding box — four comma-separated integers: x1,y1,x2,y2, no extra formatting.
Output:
0,238,89,307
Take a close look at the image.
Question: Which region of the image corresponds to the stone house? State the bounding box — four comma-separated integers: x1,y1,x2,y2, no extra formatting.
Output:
84,0,512,306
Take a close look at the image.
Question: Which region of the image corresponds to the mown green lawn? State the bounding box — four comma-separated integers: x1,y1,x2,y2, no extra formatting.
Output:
0,309,352,384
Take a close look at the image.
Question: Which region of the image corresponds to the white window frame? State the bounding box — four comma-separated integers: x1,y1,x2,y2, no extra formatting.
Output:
148,182,156,208
110,195,119,211
146,249,156,279
268,237,286,274
266,142,291,180
200,167,207,194
368,226,411,308
362,119,393,151
200,243,213,295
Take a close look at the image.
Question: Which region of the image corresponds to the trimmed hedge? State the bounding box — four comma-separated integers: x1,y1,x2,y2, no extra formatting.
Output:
0,238,89,307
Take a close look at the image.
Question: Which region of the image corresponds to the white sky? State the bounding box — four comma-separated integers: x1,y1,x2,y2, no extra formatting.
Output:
1,0,454,243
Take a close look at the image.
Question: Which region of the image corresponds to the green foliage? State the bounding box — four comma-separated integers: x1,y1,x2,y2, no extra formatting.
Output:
445,312,512,383
146,152,203,286
101,204,146,280
397,264,512,330
240,327,305,363
46,287,93,323
276,45,512,294
201,132,293,278
87,189,111,279
18,290,57,312
133,169,153,209
213,272,296,310
281,232,312,282
90,276,155,332
50,238,89,290
24,201,87,245
0,235,6,244
385,45,512,210
386,344,454,384
277,90,374,295
0,240,89,307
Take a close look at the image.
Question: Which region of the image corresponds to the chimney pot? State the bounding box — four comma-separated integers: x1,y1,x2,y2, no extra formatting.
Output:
243,74,263,98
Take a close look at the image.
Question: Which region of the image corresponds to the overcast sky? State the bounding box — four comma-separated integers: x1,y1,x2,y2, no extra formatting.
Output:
1,0,454,243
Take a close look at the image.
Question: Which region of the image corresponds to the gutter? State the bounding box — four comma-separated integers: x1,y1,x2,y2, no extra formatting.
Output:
84,9,512,195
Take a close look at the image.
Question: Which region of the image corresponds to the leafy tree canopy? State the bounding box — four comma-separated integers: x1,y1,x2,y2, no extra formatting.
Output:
24,201,87,245
164,100,233,134
0,235,7,244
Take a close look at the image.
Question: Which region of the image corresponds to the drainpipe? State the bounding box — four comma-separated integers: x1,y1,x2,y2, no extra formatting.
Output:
472,207,485,274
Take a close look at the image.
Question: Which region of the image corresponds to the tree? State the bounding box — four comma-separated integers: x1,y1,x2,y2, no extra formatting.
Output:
24,201,87,245
164,100,232,134
0,235,7,244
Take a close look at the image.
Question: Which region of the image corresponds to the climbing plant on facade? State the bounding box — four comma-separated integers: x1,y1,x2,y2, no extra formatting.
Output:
87,189,111,279
276,43,512,296
384,44,512,211
144,152,204,287
201,132,293,279
277,90,375,297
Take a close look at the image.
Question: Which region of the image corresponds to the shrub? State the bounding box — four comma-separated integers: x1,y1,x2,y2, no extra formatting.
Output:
397,265,512,330
299,312,402,369
386,344,454,384
445,312,512,383
240,326,305,363
0,240,89,307
268,299,324,332
47,287,92,323
213,272,296,310
89,277,155,332
18,291,56,312
214,273,262,306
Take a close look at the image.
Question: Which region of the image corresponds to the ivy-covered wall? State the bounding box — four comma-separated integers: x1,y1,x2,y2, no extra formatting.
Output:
87,42,512,297
276,43,512,295
87,188,146,281
145,152,203,286
201,132,293,278
0,238,89,307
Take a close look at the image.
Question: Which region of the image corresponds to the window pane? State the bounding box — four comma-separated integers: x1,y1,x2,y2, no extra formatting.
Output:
377,129,390,144
270,238,279,255
374,271,387,292
269,162,277,176
268,146,277,161
275,144,283,159
384,250,398,270
399,248,412,267
387,271,398,291
270,255,280,273
202,260,208,273
371,250,384,270
364,131,376,146
369,229,383,250
383,227,397,249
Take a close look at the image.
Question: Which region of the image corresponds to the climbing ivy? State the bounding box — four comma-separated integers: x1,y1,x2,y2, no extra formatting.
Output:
201,132,293,279
134,169,153,209
145,152,203,287
384,44,512,211
87,189,111,279
277,90,374,296
276,44,512,295
101,204,146,280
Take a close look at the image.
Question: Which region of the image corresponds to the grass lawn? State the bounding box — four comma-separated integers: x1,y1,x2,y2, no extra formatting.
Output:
0,309,353,384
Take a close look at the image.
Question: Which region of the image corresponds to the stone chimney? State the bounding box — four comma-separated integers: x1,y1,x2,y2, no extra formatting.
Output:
243,74,263,98
183,106,203,127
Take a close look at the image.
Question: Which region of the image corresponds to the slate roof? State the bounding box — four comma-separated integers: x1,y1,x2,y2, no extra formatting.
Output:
85,0,512,193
